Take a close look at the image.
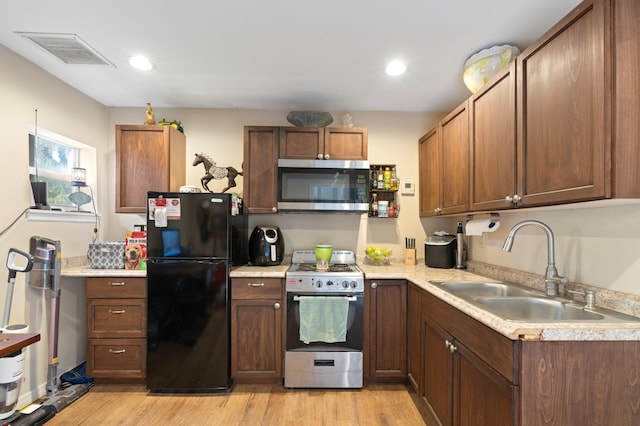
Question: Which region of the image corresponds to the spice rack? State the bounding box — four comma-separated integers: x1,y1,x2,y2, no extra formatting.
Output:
369,164,399,218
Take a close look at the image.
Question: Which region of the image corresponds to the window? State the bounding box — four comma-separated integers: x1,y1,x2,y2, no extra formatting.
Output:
28,126,97,213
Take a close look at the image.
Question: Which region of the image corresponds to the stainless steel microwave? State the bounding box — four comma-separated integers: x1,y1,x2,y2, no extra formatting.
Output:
277,159,370,212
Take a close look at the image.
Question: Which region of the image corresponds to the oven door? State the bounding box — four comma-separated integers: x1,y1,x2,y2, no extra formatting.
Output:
285,291,363,352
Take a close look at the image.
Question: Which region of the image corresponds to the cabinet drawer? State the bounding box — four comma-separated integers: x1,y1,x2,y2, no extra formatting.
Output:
87,339,146,379
231,278,282,300
87,299,146,338
86,277,146,298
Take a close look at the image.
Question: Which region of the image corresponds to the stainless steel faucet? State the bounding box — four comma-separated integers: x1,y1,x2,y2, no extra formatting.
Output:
502,220,567,297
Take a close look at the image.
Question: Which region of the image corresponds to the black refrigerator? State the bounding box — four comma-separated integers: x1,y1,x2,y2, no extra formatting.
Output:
146,191,247,392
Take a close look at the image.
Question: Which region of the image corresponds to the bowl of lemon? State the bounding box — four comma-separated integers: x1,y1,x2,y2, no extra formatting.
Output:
364,246,392,266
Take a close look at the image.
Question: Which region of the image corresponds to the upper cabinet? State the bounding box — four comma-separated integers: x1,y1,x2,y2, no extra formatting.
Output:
243,126,280,214
419,101,469,217
469,62,517,211
280,127,368,160
611,0,640,198
244,125,369,214
423,0,640,216
517,0,608,206
115,125,186,214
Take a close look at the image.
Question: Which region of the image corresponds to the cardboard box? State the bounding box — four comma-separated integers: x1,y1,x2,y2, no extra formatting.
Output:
125,231,147,270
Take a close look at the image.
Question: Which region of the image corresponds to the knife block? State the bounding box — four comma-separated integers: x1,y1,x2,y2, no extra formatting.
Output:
404,248,417,265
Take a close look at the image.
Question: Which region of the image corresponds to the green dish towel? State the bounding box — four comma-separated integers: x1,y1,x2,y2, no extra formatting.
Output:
299,296,349,344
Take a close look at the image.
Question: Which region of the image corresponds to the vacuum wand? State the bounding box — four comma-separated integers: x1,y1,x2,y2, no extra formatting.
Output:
3,248,33,330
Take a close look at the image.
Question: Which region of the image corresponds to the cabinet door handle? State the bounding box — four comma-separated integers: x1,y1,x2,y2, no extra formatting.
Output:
445,339,452,349
434,207,442,215
248,282,265,287
274,302,281,309
109,309,126,314
317,153,324,160
109,281,125,286
505,195,522,204
109,349,126,354
324,154,330,160
371,282,378,289
271,206,278,213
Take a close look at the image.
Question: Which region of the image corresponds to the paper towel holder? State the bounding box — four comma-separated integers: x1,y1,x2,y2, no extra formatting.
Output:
465,212,500,225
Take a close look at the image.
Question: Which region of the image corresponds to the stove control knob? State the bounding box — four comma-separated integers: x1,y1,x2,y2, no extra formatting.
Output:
326,280,334,286
350,281,358,289
342,281,349,288
316,280,323,288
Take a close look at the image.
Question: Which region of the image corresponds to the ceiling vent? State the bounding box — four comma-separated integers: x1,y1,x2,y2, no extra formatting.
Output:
15,32,114,66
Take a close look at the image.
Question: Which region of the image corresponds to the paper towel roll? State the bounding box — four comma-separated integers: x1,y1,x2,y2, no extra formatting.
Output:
465,219,500,236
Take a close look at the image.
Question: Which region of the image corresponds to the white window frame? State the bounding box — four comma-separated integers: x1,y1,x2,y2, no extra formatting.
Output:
26,126,99,223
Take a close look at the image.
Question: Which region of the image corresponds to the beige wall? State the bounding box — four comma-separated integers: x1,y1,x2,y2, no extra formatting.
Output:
0,44,109,405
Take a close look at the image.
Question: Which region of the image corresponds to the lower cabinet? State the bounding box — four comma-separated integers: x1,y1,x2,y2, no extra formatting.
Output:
421,290,518,426
365,279,407,379
230,278,284,383
407,282,423,392
416,286,640,425
86,277,147,383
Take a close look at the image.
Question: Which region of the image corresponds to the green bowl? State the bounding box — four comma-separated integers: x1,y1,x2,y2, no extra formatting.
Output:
315,244,333,262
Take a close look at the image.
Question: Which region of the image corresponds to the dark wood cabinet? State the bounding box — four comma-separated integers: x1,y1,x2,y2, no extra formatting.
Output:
419,101,469,217
517,0,608,207
418,128,440,217
407,282,422,392
86,277,147,383
280,127,367,160
230,278,283,383
425,0,640,215
115,125,186,213
611,0,640,198
365,279,407,379
469,62,518,211
421,290,518,426
243,126,280,214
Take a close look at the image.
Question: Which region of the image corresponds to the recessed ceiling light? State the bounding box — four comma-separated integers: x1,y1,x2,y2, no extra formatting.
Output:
386,60,406,76
129,55,154,71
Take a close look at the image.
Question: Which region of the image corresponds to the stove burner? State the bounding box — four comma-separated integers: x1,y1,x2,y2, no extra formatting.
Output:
293,263,356,273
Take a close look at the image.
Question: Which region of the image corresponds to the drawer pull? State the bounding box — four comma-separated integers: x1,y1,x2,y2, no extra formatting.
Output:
109,349,126,354
248,282,265,287
109,281,125,286
109,309,126,314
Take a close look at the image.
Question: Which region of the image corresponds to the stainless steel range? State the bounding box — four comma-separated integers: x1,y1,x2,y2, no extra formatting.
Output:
284,250,364,388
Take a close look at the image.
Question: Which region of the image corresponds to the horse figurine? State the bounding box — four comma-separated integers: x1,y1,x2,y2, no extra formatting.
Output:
192,153,243,193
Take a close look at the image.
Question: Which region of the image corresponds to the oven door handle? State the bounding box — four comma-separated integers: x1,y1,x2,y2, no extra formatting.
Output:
293,295,358,302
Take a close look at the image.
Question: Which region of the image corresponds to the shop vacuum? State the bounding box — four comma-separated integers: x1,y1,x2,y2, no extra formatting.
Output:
6,237,89,425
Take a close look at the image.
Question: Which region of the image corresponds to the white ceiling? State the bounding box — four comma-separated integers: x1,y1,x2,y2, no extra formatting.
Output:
0,0,582,113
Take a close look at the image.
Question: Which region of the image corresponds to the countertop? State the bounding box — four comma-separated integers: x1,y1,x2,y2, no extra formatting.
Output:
63,261,640,341
62,265,146,277
232,261,640,342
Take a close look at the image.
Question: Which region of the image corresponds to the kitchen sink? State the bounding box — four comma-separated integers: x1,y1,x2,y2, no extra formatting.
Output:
436,281,534,298
475,297,605,321
432,280,640,323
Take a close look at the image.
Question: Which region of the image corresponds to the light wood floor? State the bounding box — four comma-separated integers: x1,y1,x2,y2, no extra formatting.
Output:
47,383,427,425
